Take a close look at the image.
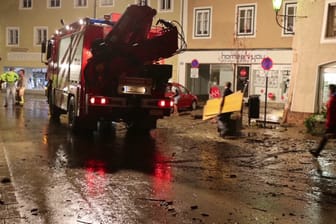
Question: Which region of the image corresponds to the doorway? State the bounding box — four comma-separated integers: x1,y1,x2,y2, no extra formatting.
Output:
236,65,250,96
318,62,336,112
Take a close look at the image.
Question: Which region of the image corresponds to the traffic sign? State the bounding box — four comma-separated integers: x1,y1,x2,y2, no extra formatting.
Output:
190,67,199,78
191,59,199,68
239,68,247,77
261,57,273,70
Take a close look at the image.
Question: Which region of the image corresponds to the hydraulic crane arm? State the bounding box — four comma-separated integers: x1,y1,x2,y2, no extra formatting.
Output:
93,4,179,64
104,4,156,46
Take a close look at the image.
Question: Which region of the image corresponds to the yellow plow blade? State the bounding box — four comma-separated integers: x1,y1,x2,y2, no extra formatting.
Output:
202,91,244,120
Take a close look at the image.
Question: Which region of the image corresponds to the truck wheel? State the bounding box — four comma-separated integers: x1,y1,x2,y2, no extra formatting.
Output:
68,97,79,132
127,118,157,134
97,121,115,136
49,93,60,121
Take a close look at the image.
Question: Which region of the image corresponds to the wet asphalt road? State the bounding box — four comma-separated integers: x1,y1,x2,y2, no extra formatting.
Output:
0,93,336,224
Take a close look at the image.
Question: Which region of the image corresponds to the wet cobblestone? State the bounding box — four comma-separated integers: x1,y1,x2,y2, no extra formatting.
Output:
0,94,336,223
0,141,21,223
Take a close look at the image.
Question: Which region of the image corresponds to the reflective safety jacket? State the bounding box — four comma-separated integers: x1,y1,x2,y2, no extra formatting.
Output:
0,71,19,84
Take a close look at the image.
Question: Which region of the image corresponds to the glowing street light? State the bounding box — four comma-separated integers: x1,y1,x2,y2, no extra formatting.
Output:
272,0,283,12
271,0,307,33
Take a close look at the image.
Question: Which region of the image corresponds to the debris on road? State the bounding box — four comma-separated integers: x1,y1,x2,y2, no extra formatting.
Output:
1,177,11,184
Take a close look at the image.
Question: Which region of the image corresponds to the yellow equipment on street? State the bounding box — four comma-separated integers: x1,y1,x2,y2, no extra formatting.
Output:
202,91,244,120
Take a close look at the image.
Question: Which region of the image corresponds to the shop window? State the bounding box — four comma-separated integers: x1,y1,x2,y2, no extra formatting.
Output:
321,1,336,43
29,68,48,90
193,7,212,38
210,64,234,94
48,0,61,8
236,4,256,37
251,68,289,103
283,2,296,35
186,63,210,98
319,63,336,111
6,27,19,46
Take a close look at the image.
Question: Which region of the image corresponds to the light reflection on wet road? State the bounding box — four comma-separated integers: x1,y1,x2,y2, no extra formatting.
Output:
0,94,336,223
0,96,177,223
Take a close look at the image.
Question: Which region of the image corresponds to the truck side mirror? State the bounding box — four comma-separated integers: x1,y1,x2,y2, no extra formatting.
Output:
41,40,48,64
41,40,52,64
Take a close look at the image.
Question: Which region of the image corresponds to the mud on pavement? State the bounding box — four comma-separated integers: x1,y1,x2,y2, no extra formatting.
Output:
156,110,336,224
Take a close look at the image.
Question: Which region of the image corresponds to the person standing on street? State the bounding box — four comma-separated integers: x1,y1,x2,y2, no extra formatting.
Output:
171,84,180,116
209,82,221,99
0,67,19,107
217,81,233,137
17,69,26,106
310,84,336,157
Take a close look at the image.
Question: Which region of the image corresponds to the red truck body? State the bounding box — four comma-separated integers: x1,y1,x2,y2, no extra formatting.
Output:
43,4,183,133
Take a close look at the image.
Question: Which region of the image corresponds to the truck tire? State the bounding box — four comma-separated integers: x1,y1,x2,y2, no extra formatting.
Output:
49,92,60,121
127,117,157,134
97,121,115,136
68,96,79,132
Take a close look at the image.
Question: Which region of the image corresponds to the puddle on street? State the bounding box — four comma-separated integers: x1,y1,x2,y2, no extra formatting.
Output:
2,95,336,223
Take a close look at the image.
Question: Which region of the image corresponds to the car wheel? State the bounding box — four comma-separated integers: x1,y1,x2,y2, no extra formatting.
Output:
191,100,197,110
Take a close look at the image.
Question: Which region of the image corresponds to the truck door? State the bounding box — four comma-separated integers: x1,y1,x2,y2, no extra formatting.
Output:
55,33,84,110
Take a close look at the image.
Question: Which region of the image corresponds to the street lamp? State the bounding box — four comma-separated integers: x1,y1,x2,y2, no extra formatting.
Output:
272,0,283,12
272,0,307,33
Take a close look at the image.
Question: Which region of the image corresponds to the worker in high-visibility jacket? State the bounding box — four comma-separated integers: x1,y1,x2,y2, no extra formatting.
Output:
0,67,19,107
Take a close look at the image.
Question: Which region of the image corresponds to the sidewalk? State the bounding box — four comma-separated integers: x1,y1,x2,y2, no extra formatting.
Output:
0,140,22,223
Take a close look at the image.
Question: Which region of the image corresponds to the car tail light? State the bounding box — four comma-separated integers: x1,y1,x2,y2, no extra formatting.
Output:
89,96,107,105
158,100,166,107
90,97,95,104
158,99,173,108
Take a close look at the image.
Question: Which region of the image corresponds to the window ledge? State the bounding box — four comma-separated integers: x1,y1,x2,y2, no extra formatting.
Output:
320,38,336,44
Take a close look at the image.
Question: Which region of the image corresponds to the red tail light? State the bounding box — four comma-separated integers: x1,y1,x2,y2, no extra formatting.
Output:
90,97,95,104
158,100,166,107
89,96,107,105
158,99,173,108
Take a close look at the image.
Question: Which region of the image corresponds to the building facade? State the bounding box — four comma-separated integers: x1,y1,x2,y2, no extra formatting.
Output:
0,0,182,90
285,0,336,123
3,0,335,123
178,0,295,103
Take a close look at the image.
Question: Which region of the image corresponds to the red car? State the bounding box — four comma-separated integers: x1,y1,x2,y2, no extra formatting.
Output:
165,82,198,111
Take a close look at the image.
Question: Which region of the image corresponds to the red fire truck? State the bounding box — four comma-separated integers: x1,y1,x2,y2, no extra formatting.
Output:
42,3,185,133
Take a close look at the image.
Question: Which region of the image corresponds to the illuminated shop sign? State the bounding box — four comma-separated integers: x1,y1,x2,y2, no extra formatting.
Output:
218,51,266,64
